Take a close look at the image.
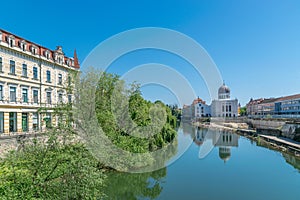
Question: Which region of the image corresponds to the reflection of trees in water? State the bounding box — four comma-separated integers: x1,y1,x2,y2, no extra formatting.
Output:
282,153,300,173
102,130,178,199
103,168,167,200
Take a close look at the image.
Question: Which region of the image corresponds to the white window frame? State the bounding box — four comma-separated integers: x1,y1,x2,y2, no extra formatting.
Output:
22,87,28,103
8,35,15,47
31,45,38,55
46,91,52,104
22,63,28,77
20,40,27,51
32,88,39,104
33,66,38,79
45,50,50,59
9,59,16,74
9,85,17,103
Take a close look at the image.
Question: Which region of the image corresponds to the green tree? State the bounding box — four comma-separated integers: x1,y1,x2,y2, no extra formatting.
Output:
239,106,247,116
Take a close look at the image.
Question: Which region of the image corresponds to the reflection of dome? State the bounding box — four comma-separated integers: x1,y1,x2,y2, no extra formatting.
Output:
219,147,231,162
218,83,231,100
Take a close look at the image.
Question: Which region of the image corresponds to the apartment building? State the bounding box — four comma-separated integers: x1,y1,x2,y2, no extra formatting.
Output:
0,29,79,134
247,94,300,118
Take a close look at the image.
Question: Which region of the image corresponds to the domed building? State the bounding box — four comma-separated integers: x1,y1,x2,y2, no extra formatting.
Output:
211,83,239,117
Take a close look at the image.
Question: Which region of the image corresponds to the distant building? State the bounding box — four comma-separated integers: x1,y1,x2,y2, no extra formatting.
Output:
247,94,300,118
182,105,192,121
246,98,277,117
274,94,300,117
210,83,239,117
192,97,211,119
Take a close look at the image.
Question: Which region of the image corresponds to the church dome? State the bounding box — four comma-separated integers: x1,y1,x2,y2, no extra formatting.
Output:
218,83,231,100
218,84,230,94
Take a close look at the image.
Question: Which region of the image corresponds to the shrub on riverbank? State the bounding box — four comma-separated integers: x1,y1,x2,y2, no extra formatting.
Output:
0,130,106,199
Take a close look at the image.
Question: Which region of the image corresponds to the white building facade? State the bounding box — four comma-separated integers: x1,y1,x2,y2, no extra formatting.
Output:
211,84,238,117
0,29,79,134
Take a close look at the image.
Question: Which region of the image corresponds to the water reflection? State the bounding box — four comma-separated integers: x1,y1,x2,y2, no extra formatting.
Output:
283,153,300,172
184,122,300,170
257,139,300,173
103,168,166,200
183,123,239,162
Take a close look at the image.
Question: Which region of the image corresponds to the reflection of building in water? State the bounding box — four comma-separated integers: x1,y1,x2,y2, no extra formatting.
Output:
213,131,239,162
182,122,196,136
184,123,240,162
193,127,208,146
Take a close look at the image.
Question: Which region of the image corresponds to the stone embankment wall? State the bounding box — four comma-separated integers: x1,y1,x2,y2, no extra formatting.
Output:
245,119,300,140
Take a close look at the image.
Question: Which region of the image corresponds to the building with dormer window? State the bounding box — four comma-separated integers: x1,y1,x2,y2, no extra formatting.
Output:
0,29,80,134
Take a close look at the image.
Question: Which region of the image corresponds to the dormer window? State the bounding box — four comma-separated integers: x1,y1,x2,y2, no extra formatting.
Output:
53,53,58,61
31,45,38,55
8,35,15,47
20,40,27,51
0,31,2,42
44,50,50,59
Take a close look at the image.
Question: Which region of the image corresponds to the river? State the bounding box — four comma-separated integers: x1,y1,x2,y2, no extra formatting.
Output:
104,123,300,200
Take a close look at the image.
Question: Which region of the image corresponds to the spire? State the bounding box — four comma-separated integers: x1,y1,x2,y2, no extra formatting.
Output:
74,49,80,69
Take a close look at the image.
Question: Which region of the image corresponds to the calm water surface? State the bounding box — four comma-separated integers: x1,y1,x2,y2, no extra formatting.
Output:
104,123,300,200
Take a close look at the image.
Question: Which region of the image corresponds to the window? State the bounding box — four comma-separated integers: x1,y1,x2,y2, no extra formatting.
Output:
58,74,62,85
45,51,50,59
47,91,51,104
22,88,28,103
0,112,3,133
9,112,17,132
0,57,2,72
32,113,39,131
22,64,27,77
46,70,51,82
22,113,28,132
58,93,63,103
33,90,38,103
10,87,16,102
31,46,37,55
20,41,26,51
0,85,3,100
10,60,15,74
33,67,38,79
8,37,14,47
45,113,52,128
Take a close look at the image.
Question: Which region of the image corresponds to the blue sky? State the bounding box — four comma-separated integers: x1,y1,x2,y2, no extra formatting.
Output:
1,0,300,106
